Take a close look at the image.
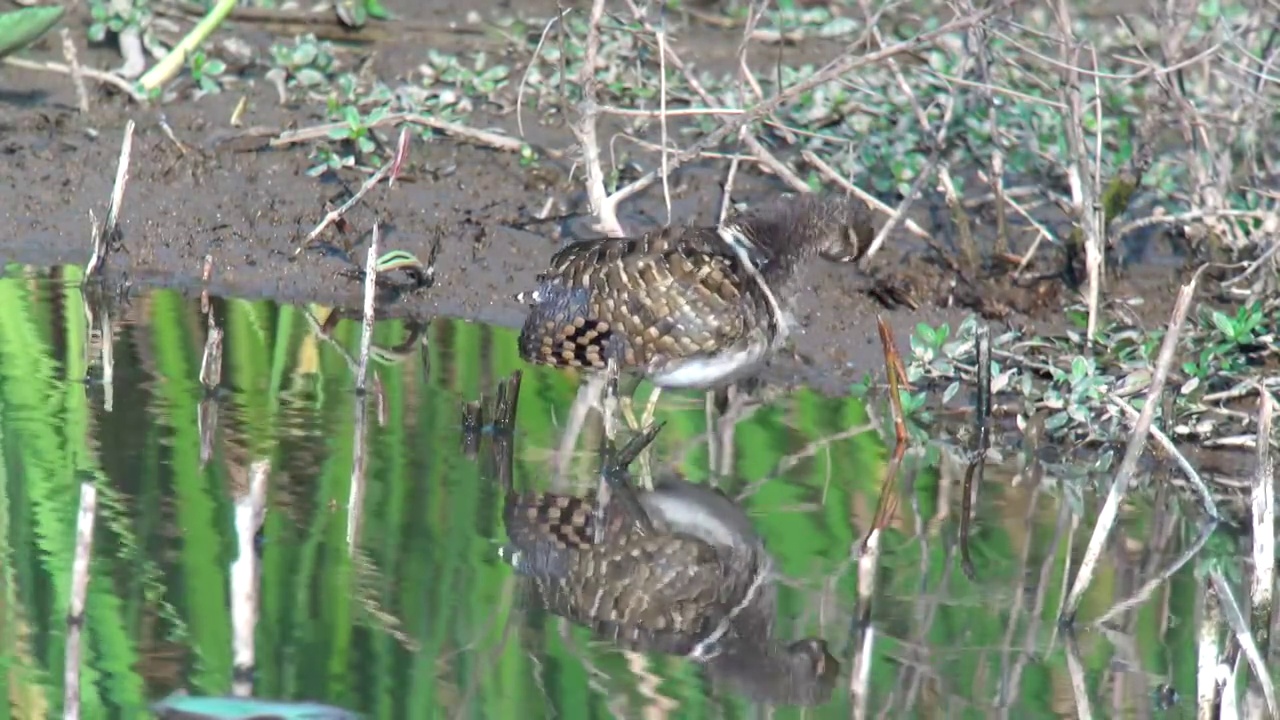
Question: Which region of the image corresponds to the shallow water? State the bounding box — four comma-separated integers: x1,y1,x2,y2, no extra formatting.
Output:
0,264,1250,719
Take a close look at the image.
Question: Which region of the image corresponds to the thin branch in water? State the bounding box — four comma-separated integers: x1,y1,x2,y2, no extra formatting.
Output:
1061,266,1206,623
230,459,270,697
1249,386,1274,646
355,223,380,394
960,323,992,581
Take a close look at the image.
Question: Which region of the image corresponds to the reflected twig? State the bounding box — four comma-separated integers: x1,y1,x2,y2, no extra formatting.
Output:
960,324,992,581
1105,394,1218,519
63,482,98,720
1063,631,1095,720
343,224,380,555
998,499,1071,719
1090,519,1217,627
230,459,269,697
1209,569,1278,717
199,310,224,468
850,316,908,720
864,315,910,548
82,289,115,412
994,484,1041,704
1198,574,1226,720
347,390,370,556
1250,387,1274,648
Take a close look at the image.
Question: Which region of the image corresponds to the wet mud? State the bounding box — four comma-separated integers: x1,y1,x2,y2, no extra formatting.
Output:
0,0,1207,395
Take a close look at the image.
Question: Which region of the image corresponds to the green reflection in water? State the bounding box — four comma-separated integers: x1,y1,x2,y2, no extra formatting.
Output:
0,264,1214,719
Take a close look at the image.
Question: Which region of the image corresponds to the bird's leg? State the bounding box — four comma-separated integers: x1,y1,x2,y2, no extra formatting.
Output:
599,422,664,534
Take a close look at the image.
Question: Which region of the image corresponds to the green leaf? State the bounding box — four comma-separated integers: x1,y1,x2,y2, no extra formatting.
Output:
0,5,66,60
364,0,392,20
1209,310,1234,337
1070,356,1089,382
914,323,936,348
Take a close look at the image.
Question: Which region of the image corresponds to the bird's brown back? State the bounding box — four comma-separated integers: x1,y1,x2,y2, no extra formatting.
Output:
518,225,773,373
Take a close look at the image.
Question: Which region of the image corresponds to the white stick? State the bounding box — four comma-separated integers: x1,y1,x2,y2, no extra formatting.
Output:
63,482,98,720
230,460,270,697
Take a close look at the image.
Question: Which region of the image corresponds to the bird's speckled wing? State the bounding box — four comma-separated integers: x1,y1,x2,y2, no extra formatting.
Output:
517,226,767,372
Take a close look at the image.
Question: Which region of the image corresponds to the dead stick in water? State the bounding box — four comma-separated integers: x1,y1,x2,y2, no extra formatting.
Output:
355,223,380,394
960,323,992,581
230,459,270,697
347,224,380,554
1060,265,1205,624
63,482,98,720
1250,386,1274,647
85,120,135,279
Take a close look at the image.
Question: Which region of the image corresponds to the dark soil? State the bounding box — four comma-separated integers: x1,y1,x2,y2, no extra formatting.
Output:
0,0,1203,396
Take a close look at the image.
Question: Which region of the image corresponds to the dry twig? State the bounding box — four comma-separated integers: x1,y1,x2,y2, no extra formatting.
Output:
1061,266,1206,623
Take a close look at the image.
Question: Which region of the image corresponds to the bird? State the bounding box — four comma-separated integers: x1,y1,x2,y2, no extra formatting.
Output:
514,193,876,430
495,423,840,707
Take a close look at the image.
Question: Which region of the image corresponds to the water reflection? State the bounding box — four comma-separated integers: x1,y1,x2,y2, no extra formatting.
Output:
0,265,1271,719
470,372,838,708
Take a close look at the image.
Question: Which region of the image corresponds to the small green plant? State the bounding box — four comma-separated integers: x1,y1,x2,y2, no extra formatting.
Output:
1207,301,1265,346
270,34,339,91
188,50,225,94
306,104,390,176
87,0,148,43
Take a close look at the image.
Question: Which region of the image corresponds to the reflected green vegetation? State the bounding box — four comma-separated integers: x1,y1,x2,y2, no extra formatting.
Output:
0,263,1266,719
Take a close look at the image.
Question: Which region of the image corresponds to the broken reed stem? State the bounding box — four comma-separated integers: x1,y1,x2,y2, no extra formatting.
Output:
1251,387,1274,647
1060,268,1204,623
85,120,135,280
230,459,270,698
355,223,380,394
1053,0,1104,343
302,162,393,249
63,482,98,720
